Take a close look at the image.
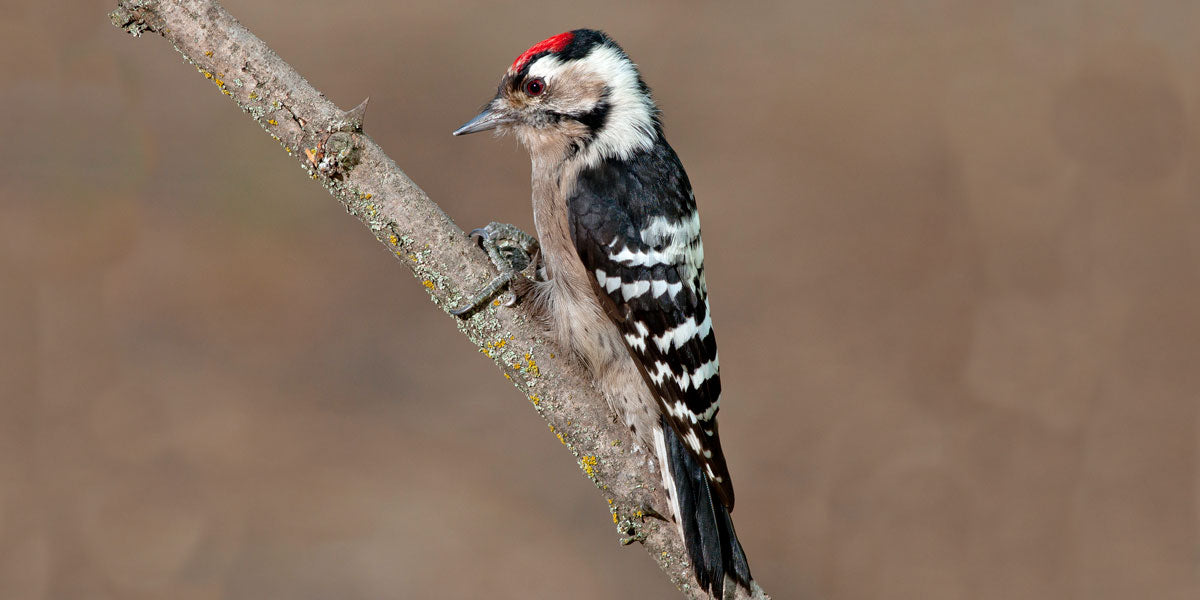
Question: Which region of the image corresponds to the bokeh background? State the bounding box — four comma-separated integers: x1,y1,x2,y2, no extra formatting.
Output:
2,1,1198,598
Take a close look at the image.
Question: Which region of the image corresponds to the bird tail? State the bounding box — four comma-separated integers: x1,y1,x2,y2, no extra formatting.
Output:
654,416,753,599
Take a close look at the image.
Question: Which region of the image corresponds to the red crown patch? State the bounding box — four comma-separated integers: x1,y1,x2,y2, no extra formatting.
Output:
510,31,574,73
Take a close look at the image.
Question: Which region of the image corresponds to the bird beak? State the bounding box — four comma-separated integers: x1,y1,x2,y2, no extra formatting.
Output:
453,102,514,136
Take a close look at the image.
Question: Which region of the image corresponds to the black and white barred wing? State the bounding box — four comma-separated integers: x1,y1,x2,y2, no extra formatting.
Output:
569,153,735,509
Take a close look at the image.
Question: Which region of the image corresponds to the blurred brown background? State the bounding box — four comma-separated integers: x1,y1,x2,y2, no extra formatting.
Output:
2,1,1198,598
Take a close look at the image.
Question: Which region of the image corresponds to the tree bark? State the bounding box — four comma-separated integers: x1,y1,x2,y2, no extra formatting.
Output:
109,2,767,598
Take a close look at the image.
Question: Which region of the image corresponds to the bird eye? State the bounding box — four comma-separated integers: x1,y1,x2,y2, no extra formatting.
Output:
524,78,546,96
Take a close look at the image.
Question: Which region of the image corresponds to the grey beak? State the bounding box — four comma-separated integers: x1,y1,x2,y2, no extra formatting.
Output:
453,105,512,136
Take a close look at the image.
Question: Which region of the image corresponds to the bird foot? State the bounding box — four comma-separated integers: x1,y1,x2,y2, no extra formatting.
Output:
451,222,540,317
617,500,669,546
618,519,647,546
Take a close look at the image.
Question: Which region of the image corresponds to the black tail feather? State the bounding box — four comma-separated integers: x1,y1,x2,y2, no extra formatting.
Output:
664,416,753,598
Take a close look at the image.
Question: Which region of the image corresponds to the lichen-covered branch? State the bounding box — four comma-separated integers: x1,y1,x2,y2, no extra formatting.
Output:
109,1,768,598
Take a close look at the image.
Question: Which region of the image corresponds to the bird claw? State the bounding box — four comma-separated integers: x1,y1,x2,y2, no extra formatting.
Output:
451,222,540,318
615,500,665,546
617,518,647,546
637,503,670,523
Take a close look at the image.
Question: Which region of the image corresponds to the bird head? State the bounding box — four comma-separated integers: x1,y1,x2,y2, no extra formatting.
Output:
454,29,660,164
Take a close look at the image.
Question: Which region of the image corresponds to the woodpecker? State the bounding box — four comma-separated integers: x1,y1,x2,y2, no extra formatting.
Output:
453,29,753,598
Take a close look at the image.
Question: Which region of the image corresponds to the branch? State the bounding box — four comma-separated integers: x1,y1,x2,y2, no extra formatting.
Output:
110,2,767,598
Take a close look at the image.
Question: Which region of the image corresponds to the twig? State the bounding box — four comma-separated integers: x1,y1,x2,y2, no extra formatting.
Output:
109,2,768,597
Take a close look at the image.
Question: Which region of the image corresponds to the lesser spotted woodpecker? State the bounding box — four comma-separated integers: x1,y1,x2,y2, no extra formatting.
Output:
453,29,753,598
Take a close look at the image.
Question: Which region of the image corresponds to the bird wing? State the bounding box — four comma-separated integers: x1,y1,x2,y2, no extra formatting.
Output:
567,142,735,509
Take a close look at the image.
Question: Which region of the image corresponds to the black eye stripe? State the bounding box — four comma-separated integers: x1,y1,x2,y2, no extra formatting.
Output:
575,99,610,133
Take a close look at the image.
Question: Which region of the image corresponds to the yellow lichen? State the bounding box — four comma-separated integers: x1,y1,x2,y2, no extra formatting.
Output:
267,118,278,126
249,91,258,100
204,50,213,57
556,432,566,445
422,280,435,290
580,455,598,477
529,395,540,406
388,234,399,245
612,512,619,524
203,71,212,79
362,193,373,200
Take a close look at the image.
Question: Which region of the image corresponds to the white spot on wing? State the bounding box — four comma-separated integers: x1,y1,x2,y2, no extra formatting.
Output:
650,280,667,297
608,245,641,264
701,393,720,421
651,304,713,353
625,321,650,352
689,355,719,389
607,245,669,268
606,213,702,275
640,213,700,248
705,463,718,481
621,280,650,300
665,400,696,423
647,361,690,391
647,361,670,385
